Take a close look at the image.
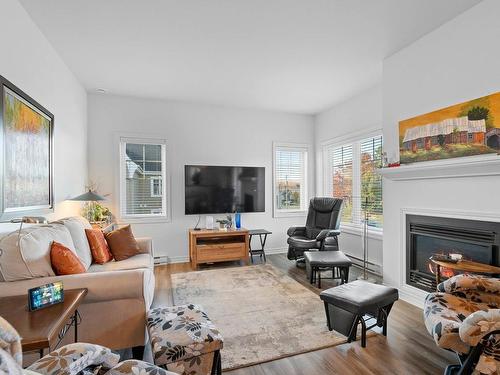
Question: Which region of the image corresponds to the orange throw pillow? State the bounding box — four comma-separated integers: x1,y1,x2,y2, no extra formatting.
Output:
50,241,86,275
105,225,144,261
85,228,113,264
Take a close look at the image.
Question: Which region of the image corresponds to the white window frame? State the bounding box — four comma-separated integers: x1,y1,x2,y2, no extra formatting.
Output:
272,141,310,218
150,177,162,198
321,128,383,239
117,135,171,223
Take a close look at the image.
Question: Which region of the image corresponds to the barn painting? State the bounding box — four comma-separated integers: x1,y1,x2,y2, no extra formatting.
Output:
399,92,500,164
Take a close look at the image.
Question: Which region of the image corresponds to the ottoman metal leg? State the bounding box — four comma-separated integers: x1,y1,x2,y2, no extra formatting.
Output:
324,301,332,331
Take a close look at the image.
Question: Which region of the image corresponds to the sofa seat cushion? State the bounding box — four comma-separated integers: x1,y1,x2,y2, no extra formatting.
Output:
53,217,93,270
88,253,153,273
0,224,76,281
146,304,223,367
423,292,491,354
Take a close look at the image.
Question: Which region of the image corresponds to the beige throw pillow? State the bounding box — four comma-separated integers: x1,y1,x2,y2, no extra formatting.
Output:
0,224,76,281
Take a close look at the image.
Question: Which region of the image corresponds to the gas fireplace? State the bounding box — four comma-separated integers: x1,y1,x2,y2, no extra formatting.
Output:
406,215,500,292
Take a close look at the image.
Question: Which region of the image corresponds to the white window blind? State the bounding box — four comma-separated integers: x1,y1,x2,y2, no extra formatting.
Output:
274,144,308,215
326,135,383,230
119,137,168,220
329,144,353,223
360,135,383,228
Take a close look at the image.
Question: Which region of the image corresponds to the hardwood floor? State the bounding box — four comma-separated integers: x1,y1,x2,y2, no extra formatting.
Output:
153,254,457,374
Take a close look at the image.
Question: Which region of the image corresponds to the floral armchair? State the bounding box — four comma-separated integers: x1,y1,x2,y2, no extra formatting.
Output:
424,274,500,375
0,316,175,375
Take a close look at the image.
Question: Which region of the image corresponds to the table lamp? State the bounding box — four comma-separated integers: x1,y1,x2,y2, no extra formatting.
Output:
69,190,106,222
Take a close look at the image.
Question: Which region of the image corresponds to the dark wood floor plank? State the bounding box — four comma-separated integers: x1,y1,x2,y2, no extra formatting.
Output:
153,254,457,374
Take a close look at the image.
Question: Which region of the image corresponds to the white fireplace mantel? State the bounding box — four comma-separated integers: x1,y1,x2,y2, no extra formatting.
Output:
377,154,500,181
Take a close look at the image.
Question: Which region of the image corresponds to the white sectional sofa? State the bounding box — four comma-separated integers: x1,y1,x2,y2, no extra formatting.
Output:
0,217,155,350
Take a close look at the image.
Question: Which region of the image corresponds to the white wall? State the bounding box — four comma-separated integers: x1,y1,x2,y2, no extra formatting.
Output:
0,0,87,223
88,94,314,260
382,0,500,302
314,85,383,267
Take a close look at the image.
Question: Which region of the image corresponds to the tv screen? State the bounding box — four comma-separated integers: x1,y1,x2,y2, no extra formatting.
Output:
185,165,265,214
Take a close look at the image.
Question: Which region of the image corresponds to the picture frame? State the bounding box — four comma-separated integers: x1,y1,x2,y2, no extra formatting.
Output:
399,92,500,164
0,75,54,219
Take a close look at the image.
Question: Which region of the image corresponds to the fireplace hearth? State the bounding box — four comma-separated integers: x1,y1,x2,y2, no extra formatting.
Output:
406,215,500,292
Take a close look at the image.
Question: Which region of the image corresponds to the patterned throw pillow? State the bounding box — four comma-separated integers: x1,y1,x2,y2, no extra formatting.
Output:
50,241,86,275
85,229,113,264
27,343,119,375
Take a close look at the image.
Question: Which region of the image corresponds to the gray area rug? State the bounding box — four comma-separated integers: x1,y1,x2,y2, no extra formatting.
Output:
171,264,347,370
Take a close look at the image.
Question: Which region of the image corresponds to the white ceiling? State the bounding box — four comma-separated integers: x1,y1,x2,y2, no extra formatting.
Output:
20,0,481,114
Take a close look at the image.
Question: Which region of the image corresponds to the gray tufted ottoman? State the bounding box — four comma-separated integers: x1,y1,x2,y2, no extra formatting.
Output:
146,304,223,375
320,280,398,347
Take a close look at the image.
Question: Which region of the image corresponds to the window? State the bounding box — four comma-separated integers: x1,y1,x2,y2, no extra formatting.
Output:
273,142,308,216
119,137,168,221
150,177,162,197
325,134,383,230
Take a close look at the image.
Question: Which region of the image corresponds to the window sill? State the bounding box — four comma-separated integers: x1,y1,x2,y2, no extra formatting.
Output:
340,224,383,240
273,209,308,218
118,216,171,225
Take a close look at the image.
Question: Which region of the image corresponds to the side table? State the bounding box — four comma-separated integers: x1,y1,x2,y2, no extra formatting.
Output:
248,229,272,263
0,288,87,357
430,258,500,286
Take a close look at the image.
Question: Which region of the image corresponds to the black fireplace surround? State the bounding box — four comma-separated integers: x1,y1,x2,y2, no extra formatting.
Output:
406,214,500,292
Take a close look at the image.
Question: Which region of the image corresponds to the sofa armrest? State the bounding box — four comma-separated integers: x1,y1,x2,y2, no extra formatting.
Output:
287,226,307,237
0,268,155,307
459,309,500,346
136,237,154,257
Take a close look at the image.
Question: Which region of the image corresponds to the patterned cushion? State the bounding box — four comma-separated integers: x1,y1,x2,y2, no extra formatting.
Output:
105,359,177,375
27,343,119,374
146,304,223,367
424,292,491,354
438,274,500,308
474,334,500,375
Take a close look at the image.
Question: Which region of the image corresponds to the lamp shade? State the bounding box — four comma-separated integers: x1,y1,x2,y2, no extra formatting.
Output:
69,190,105,202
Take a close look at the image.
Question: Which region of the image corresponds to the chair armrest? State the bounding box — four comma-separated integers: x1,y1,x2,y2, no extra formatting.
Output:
136,237,154,257
28,343,119,374
459,309,500,346
316,229,341,241
437,274,500,295
287,226,306,236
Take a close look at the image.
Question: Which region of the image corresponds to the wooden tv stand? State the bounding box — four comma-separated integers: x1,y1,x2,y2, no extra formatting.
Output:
188,228,249,269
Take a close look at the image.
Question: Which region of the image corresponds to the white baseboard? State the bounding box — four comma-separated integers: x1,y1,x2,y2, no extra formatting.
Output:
263,247,287,255
154,247,287,266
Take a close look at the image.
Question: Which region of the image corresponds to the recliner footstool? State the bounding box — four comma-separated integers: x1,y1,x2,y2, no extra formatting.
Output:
304,250,352,288
320,280,398,347
146,304,223,375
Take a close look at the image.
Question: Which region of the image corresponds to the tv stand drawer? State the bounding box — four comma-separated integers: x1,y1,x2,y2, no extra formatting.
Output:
197,243,246,262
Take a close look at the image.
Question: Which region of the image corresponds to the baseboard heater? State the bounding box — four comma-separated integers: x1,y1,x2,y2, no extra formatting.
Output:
345,254,382,278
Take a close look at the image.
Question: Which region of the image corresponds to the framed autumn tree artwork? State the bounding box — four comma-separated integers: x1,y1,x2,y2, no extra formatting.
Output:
0,76,54,219
399,92,500,164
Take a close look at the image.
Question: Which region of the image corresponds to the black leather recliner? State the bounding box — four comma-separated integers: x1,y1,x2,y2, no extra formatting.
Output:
287,197,343,262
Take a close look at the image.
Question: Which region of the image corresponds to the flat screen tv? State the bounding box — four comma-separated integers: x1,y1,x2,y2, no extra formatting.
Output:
185,165,265,214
